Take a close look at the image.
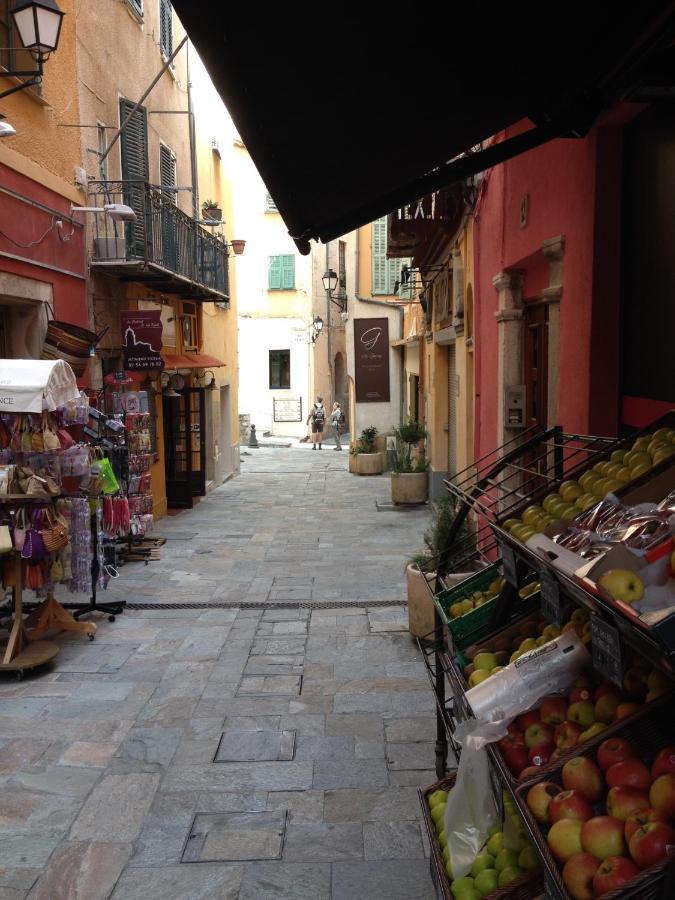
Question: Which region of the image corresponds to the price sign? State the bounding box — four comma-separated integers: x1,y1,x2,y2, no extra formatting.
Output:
591,616,623,688
540,570,570,629
501,545,518,587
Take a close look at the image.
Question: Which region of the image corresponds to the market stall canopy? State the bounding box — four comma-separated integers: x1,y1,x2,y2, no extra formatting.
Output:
0,359,79,413
172,3,675,253
161,352,226,370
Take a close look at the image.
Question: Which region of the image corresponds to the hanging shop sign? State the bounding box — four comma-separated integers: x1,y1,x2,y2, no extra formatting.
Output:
121,311,163,371
354,318,390,403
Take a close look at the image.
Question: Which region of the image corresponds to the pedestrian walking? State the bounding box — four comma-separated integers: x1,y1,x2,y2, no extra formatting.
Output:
331,401,345,450
306,395,326,449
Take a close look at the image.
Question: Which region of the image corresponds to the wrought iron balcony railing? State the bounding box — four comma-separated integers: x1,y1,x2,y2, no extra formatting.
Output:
87,181,230,302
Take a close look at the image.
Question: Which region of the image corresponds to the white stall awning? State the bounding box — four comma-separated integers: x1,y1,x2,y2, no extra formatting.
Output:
0,359,80,413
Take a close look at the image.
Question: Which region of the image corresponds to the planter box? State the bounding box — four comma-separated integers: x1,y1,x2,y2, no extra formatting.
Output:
392,471,428,504
348,452,358,473
407,565,437,638
355,453,383,475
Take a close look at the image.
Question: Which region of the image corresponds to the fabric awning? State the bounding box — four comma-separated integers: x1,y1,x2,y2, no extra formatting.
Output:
172,4,674,253
0,359,79,413
162,352,226,370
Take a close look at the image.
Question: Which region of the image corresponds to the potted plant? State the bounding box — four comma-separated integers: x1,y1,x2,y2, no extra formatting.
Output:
406,496,474,639
202,199,222,221
350,426,382,475
390,420,428,504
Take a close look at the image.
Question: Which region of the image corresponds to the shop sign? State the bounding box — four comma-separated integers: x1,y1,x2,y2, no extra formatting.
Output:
387,185,464,257
121,311,163,371
354,318,390,403
591,616,623,688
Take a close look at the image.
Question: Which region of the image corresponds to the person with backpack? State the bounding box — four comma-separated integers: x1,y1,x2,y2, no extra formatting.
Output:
306,395,326,449
330,401,345,450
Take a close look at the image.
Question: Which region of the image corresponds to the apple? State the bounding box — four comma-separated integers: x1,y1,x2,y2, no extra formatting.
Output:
472,869,498,896
494,848,519,872
428,789,448,808
578,723,606,743
540,696,569,726
594,692,621,724
549,790,594,824
615,702,641,721
593,856,640,894
625,807,670,844
450,875,476,897
497,866,522,888
569,683,592,704
562,853,599,900
606,786,650,822
555,721,584,750
474,651,497,671
606,759,651,791
524,722,554,749
560,481,582,502
581,816,626,860
528,742,555,767
487,832,505,857
651,745,675,780
526,782,561,825
629,822,675,869
548,818,584,863
598,569,645,604
568,702,595,728
562,757,604,802
518,845,539,871
470,852,495,877
649,773,675,818
593,681,616,702
502,743,530,776
469,670,491,687
516,710,540,732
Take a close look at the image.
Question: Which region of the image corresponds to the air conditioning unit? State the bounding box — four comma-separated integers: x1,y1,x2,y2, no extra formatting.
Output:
215,300,229,310
93,237,126,259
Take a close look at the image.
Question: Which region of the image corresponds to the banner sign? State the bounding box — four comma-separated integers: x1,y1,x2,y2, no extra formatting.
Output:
354,317,390,402
121,310,163,371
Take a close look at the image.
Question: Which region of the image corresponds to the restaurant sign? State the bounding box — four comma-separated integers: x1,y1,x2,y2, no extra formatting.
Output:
121,310,163,370
354,318,390,403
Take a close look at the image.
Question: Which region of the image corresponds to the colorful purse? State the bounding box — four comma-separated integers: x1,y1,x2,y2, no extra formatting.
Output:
43,414,61,452
21,511,46,561
57,428,75,450
12,507,27,551
38,506,69,553
31,416,45,453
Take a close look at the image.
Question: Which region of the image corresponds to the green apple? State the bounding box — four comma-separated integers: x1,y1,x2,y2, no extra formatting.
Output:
629,450,652,469
488,822,502,838
518,845,539,870
428,790,448,808
610,449,626,465
559,481,582,502
502,518,522,532
630,462,652,479
469,669,491,687
443,844,451,865
473,869,499,897
615,466,632,482
521,505,544,525
558,503,579,520
487,831,505,856
542,493,563,514
598,568,645,603
471,852,495,877
498,866,522,888
430,803,446,826
474,652,497,671
450,876,475,897
575,493,598,511
495,848,519,872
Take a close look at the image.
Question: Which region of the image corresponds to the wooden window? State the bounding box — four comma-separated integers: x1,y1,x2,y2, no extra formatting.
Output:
268,255,295,290
181,301,199,351
269,350,290,389
372,217,410,295
159,0,173,58
338,240,347,298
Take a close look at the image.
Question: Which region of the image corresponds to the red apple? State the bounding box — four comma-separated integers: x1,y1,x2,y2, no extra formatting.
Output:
526,781,561,825
506,721,521,736
594,681,618,702
499,732,526,751
593,856,640,894
524,722,554,749
548,818,584,863
649,773,675,818
529,741,555,767
569,677,593,704
597,738,636,772
623,667,648,700
606,759,651,791
581,816,626,860
540,696,569,726
606,786,651,822
562,853,599,900
651,745,675,780
628,821,675,869
549,790,594,824
555,721,584,750
625,807,670,844
562,757,605,802
615,702,641,720
518,765,544,782
594,692,621,724
502,743,530,776
517,709,541,731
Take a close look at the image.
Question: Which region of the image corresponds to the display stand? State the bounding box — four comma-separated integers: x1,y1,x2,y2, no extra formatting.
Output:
0,554,59,677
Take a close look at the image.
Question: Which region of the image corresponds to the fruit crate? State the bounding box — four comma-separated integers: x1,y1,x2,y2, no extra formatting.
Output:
513,694,675,899
419,772,545,900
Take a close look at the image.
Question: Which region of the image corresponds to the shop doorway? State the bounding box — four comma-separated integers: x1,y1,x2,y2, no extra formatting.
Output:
447,345,457,478
163,387,206,508
523,302,550,488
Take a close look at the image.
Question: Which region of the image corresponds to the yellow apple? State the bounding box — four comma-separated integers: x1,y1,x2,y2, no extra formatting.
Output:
559,481,582,502
469,669,491,687
615,466,632,483
522,506,545,526
610,450,626,465
652,447,675,466
630,462,652,480
598,569,645,603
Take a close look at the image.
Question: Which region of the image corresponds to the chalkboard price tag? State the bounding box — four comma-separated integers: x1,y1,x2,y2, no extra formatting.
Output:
540,570,570,629
591,616,623,688
501,545,518,587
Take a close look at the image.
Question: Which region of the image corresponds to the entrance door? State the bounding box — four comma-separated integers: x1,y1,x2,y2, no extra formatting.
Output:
163,387,206,508
447,345,457,478
523,303,549,431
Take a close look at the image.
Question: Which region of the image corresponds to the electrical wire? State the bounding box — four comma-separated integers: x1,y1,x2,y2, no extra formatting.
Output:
0,218,57,249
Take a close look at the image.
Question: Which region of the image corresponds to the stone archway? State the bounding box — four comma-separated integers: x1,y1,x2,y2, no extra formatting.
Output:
334,351,348,427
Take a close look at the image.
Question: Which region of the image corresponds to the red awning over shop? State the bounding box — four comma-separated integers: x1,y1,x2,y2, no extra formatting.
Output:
171,4,674,253
162,352,226,370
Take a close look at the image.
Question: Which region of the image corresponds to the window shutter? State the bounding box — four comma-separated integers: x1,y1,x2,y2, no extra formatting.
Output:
159,0,173,57
159,144,177,199
119,98,149,257
268,256,282,290
281,255,295,289
372,217,387,293
265,193,278,211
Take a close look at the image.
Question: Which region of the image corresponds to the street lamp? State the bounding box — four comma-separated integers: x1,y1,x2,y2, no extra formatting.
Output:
0,0,65,101
311,315,323,344
322,267,345,311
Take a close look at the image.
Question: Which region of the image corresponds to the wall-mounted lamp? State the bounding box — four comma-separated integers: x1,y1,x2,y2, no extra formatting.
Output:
0,0,65,101
0,118,16,138
322,268,346,312
196,369,217,389
311,315,323,344
71,203,137,223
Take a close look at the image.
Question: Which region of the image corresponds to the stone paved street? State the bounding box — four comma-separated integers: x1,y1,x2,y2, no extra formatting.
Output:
0,448,437,899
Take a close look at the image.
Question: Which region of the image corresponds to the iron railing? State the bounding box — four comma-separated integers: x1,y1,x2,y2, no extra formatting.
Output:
87,180,229,299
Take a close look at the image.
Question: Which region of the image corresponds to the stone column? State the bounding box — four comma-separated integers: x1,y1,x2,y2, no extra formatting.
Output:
493,270,523,445
541,235,565,428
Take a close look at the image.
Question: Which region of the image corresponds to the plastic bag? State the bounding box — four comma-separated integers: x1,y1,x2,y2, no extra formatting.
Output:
99,457,120,495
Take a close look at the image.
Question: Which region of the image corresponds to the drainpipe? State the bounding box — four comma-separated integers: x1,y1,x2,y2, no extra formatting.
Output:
186,43,199,220
325,242,334,402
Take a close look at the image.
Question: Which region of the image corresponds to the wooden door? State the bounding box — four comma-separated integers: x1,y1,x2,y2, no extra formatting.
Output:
524,303,549,431
162,388,206,508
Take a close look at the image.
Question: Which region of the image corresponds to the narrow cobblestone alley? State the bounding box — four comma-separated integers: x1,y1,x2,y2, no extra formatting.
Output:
0,447,437,899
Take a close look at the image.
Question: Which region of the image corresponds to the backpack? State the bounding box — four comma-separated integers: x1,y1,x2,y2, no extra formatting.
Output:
338,411,346,426
312,404,325,426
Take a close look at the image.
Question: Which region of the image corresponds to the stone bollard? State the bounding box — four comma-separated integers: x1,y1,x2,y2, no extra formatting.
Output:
248,424,259,448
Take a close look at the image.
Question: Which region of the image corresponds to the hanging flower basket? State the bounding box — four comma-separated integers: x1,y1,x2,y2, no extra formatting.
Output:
41,320,107,377
229,239,246,256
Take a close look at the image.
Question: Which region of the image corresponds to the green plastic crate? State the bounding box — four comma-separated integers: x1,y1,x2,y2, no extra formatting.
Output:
434,562,539,652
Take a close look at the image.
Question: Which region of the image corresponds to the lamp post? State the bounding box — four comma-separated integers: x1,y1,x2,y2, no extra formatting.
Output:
0,0,64,102
311,315,323,344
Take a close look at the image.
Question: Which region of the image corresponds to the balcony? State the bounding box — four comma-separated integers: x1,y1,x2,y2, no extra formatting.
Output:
87,181,230,303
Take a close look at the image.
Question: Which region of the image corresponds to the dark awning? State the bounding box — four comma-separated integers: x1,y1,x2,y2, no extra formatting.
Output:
174,5,675,253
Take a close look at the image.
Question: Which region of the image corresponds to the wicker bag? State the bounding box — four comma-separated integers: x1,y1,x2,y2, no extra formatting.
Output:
39,506,69,553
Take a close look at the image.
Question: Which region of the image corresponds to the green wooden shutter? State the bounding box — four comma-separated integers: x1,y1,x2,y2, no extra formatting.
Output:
268,256,282,290
160,0,173,57
159,144,176,197
281,255,295,289
119,98,149,257
372,217,387,293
